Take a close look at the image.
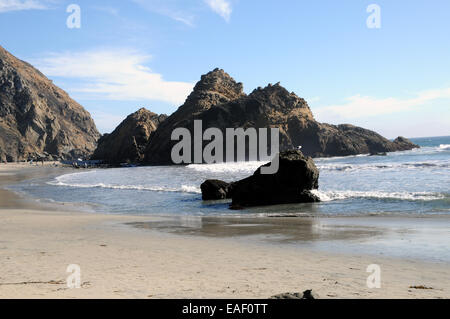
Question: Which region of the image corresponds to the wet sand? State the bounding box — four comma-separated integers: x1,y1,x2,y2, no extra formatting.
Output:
0,163,81,211
0,163,449,298
129,215,450,263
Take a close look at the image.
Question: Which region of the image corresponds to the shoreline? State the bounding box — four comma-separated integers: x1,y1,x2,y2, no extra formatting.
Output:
0,164,449,298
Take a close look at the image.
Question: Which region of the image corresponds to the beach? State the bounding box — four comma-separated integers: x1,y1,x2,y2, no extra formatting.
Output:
1,0,450,304
1,163,449,299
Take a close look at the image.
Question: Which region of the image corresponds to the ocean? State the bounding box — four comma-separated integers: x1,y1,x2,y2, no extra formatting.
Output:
9,136,450,218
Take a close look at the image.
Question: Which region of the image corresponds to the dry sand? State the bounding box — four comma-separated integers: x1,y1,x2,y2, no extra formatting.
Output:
0,163,449,299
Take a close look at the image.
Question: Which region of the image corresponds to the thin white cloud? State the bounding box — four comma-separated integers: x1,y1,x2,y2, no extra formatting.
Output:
132,0,195,27
204,0,232,22
314,87,450,123
0,0,48,12
32,49,194,106
131,0,232,26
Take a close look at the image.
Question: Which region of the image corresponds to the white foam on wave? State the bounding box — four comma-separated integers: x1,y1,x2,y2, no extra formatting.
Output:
48,180,202,194
439,144,450,150
317,160,449,172
315,153,370,161
311,190,445,202
186,161,266,174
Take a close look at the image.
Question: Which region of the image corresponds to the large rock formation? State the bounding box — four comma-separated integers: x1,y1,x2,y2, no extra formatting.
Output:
91,108,166,164
143,68,418,164
144,68,246,164
230,150,320,208
0,46,100,162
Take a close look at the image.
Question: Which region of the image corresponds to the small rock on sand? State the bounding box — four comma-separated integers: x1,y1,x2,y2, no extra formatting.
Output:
270,289,319,299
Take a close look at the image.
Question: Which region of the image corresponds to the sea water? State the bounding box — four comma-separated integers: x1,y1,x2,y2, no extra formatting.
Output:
10,136,450,217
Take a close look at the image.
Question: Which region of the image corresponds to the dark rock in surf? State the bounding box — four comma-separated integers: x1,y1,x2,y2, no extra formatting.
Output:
392,136,419,151
298,190,321,202
230,150,320,208
200,179,234,200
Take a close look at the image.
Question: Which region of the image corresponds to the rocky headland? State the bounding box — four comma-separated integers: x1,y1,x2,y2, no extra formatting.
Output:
141,68,418,165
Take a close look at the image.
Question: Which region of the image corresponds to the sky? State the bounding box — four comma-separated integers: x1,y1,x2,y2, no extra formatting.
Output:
0,0,449,138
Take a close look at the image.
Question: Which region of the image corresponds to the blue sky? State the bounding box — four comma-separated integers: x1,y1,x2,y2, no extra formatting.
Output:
0,0,449,138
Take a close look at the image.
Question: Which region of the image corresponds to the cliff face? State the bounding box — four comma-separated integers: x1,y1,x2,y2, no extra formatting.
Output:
0,46,100,162
91,108,166,164
143,68,418,164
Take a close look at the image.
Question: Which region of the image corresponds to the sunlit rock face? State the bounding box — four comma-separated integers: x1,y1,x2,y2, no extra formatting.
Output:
0,46,100,162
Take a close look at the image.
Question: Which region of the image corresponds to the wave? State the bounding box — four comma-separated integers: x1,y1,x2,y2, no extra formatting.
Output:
314,154,370,161
317,161,449,172
413,145,450,155
311,190,446,202
48,180,202,194
49,177,447,203
186,161,265,174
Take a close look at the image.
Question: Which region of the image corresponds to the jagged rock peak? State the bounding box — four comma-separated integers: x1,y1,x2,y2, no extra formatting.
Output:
134,107,154,115
195,68,244,96
182,68,246,112
129,107,166,123
249,82,314,118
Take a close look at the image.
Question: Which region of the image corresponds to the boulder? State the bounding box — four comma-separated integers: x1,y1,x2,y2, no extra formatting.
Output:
230,150,320,208
200,179,234,200
392,136,419,151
